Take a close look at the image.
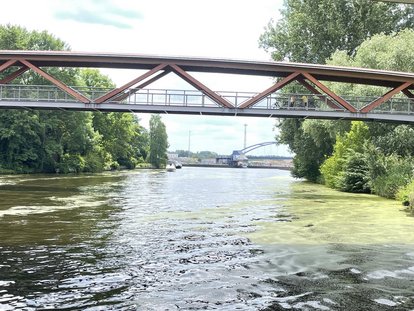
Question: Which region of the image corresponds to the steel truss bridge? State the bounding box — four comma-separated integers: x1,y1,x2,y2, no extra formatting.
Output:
1,51,414,122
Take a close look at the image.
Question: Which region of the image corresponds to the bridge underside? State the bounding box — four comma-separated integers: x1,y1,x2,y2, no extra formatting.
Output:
1,51,414,123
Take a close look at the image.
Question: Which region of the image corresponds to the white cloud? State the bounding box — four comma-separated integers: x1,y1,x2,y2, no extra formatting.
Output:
0,0,290,156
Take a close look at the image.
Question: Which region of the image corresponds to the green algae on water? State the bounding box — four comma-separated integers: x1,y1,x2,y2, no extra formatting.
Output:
248,181,414,245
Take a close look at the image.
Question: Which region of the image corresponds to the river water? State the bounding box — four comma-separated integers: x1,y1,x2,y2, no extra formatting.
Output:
1,167,414,310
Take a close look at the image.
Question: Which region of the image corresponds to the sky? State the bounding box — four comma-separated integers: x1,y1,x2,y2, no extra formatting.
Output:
0,0,291,156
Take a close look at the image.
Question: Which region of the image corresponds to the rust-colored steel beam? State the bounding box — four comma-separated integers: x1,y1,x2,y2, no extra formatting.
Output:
0,66,29,84
2,51,414,89
112,69,171,102
301,72,357,112
361,81,413,113
297,77,341,110
169,64,234,108
94,63,168,103
0,59,18,73
19,59,90,103
239,72,301,109
403,88,414,99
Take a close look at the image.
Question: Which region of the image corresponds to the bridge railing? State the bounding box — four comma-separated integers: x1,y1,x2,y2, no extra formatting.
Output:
250,94,346,111
372,97,414,114
117,89,414,114
126,89,347,111
0,84,112,102
128,89,219,107
1,84,414,115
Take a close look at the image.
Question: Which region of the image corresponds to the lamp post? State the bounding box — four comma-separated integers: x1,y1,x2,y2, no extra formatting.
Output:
188,130,191,156
243,124,247,149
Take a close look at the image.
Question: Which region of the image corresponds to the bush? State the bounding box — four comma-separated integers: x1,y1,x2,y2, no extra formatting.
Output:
58,154,85,174
370,155,413,199
320,122,370,190
339,152,370,193
118,157,138,169
396,179,414,207
84,152,105,173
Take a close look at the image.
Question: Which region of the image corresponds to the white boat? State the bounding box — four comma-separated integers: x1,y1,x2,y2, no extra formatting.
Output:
174,161,182,169
166,162,176,172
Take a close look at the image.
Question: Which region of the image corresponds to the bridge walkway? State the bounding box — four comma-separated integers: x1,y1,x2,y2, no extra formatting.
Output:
0,84,413,122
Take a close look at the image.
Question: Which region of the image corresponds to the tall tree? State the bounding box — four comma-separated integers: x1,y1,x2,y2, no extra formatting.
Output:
148,115,168,169
277,118,349,182
0,25,95,173
0,25,148,173
80,69,148,169
320,121,370,191
260,0,414,64
263,1,414,182
322,30,414,198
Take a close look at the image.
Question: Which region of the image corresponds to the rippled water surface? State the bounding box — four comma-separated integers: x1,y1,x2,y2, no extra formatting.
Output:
1,168,414,310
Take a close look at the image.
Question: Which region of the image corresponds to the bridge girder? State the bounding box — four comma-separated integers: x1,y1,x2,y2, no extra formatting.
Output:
0,100,413,123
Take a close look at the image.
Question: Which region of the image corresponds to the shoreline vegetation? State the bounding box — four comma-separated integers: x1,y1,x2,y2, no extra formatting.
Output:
0,25,168,175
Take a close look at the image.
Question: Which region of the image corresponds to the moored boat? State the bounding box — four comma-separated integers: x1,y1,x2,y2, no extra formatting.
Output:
166,161,176,172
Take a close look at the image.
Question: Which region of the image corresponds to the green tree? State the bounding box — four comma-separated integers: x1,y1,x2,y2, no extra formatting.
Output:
0,111,42,172
320,121,370,191
367,153,414,199
259,0,414,63
339,151,370,193
261,0,412,182
266,11,414,186
373,125,414,157
324,30,414,197
148,115,168,168
93,112,146,169
0,25,95,173
276,118,349,182
0,25,149,173
81,69,148,169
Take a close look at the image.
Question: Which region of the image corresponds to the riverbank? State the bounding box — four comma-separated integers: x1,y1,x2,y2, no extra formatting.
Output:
182,163,292,170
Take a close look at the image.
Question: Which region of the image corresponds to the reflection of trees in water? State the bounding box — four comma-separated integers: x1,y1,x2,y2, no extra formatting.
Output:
0,173,126,246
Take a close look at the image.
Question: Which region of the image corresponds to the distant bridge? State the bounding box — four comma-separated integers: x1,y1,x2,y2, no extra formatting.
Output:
216,142,278,167
1,51,414,122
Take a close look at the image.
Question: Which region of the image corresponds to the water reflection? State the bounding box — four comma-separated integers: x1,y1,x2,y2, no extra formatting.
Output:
0,168,414,310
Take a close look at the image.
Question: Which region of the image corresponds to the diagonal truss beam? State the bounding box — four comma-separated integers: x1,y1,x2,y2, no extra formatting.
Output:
111,69,171,102
19,59,90,103
361,81,412,113
403,88,414,99
239,72,301,109
94,63,168,103
297,77,342,110
301,72,357,112
169,64,234,108
0,59,18,73
0,66,29,84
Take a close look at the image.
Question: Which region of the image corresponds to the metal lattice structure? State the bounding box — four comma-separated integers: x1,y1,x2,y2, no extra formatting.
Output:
1,50,414,122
